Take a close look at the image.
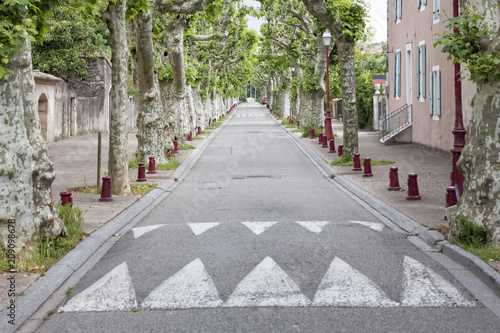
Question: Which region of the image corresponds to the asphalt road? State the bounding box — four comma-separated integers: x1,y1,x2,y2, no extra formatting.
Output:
36,104,500,332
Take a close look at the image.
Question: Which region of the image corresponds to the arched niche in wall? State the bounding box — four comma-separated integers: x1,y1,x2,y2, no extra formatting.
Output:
38,93,49,141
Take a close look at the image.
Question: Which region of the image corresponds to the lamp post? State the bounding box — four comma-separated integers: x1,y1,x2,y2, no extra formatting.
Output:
322,30,334,141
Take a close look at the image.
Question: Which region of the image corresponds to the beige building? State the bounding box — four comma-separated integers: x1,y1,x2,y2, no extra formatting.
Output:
385,0,476,152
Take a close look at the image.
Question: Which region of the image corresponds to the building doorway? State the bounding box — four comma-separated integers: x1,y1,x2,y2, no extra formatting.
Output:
38,93,48,141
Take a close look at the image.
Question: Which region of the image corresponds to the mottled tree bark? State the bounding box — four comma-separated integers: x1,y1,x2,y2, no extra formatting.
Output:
102,0,132,195
133,9,170,163
301,0,359,156
0,38,66,248
455,0,500,245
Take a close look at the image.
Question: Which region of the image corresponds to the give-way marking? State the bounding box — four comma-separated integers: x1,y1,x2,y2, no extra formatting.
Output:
61,256,476,312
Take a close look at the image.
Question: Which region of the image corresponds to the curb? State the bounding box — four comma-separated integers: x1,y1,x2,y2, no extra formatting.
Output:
269,112,500,296
0,113,234,333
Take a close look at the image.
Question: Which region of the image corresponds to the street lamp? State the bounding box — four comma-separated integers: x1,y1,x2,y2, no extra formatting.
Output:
322,30,334,141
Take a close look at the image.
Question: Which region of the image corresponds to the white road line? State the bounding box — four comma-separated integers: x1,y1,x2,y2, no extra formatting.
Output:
401,256,476,307
313,257,399,307
60,262,137,312
241,221,278,235
141,258,222,309
225,257,310,307
349,221,385,232
188,222,220,236
132,224,166,239
295,221,330,234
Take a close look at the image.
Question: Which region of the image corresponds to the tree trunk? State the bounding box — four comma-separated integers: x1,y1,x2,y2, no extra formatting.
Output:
102,0,132,195
337,36,359,157
133,9,170,163
455,0,500,245
0,38,66,248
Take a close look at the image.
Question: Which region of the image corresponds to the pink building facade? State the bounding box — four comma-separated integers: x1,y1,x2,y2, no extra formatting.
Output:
387,0,475,152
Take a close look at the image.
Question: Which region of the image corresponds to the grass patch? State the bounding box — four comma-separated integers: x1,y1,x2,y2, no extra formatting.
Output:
286,124,298,128
0,204,86,274
281,119,290,125
206,126,216,130
179,144,195,150
200,130,210,134
331,156,394,166
193,136,204,140
458,244,500,263
131,182,157,195
453,216,499,265
293,128,305,133
154,157,181,170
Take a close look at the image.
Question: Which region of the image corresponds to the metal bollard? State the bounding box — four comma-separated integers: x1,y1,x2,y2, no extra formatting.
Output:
329,138,336,153
338,144,343,157
99,176,113,202
363,158,373,177
407,173,421,200
197,126,201,136
311,128,316,139
173,140,179,153
187,131,193,141
318,133,323,145
147,156,157,174
353,153,362,171
388,167,401,190
322,135,328,148
60,191,72,207
137,162,147,182
446,186,457,207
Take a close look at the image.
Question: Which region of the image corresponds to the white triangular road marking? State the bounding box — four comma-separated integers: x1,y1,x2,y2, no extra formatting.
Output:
132,224,166,239
241,221,278,235
61,262,137,312
225,257,310,307
142,258,222,309
313,257,399,307
188,222,220,236
349,221,384,232
401,256,476,307
295,221,330,234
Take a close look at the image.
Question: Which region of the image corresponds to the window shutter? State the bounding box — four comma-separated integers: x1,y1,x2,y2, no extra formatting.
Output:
416,46,421,98
430,71,434,115
394,0,397,21
423,0,427,5
418,0,421,9
397,51,401,97
397,0,402,19
436,70,441,116
422,45,426,98
433,0,439,19
394,53,397,97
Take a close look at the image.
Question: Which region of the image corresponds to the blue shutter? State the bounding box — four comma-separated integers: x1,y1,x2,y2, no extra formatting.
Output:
394,0,397,21
423,0,427,5
430,71,434,115
397,51,401,97
436,70,441,116
397,0,402,19
422,45,426,98
416,46,421,98
433,0,439,19
418,0,421,9
393,53,397,97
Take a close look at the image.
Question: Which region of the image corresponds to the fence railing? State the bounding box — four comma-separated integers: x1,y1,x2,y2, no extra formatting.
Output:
379,104,412,142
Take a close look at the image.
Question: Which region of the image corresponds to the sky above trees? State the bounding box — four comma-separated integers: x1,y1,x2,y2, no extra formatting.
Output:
242,0,387,42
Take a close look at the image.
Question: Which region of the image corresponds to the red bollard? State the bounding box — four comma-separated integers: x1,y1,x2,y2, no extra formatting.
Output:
363,158,373,177
446,186,457,207
388,167,401,191
407,173,421,200
197,126,201,136
99,176,113,202
353,153,362,171
173,140,179,153
137,162,147,182
322,135,328,148
148,156,157,174
338,144,343,157
60,191,72,207
311,128,316,139
329,138,336,153
213,118,217,123
318,133,323,145
188,131,193,141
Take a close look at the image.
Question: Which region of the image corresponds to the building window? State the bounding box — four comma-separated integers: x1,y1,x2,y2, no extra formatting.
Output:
393,50,401,99
416,42,426,100
394,0,402,23
433,0,440,22
418,0,427,10
430,66,441,117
